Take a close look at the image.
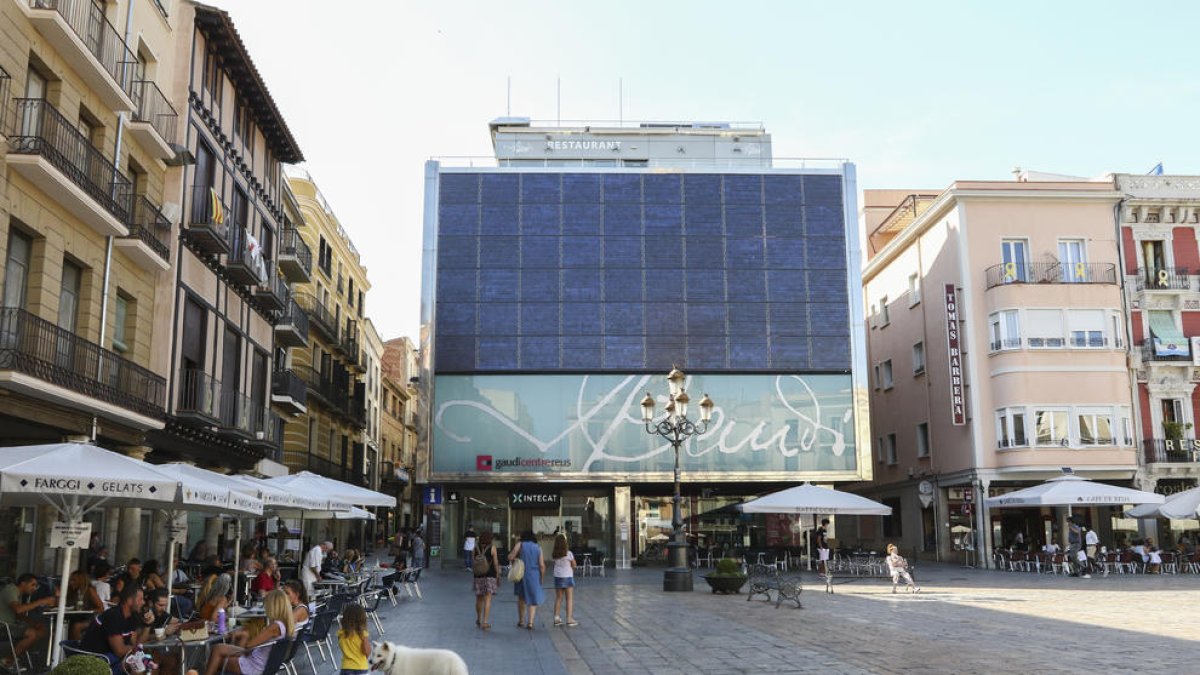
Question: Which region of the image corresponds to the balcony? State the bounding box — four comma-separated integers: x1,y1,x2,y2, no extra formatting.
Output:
274,298,309,348
226,225,266,287
186,185,231,256
270,368,307,415
298,293,338,344
23,0,136,112
176,368,220,423
0,307,165,425
296,364,347,416
985,262,1118,290
0,67,10,139
1138,341,1192,364
305,453,350,482
128,80,177,160
1133,267,1191,292
1143,439,1200,464
217,388,253,438
248,405,280,451
350,393,367,429
254,272,289,314
8,98,131,237
114,195,171,272
277,228,312,283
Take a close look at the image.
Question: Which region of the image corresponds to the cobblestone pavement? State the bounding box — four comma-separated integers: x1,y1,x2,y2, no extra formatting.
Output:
356,562,1200,675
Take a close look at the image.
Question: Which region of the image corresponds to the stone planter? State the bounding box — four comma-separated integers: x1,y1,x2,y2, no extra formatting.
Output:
702,574,748,594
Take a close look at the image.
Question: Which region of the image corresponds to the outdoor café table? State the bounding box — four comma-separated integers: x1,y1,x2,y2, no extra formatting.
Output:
42,608,96,666
142,630,228,675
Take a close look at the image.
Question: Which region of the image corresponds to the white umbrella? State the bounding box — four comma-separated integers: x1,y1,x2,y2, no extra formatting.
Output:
739,482,893,515
984,475,1164,514
263,471,396,508
234,473,352,512
1126,486,1200,520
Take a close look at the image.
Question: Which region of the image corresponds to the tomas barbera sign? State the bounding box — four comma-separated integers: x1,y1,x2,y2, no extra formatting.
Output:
945,284,966,426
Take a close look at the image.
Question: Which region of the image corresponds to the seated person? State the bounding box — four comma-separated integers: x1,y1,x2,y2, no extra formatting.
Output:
111,559,141,596
187,541,210,564
91,562,114,606
250,558,280,598
195,574,231,622
139,560,166,592
86,547,110,577
65,570,105,640
1042,542,1060,554
203,590,294,675
281,581,311,628
320,550,344,580
79,585,153,674
1132,539,1148,562
240,547,263,576
143,589,181,673
0,573,58,669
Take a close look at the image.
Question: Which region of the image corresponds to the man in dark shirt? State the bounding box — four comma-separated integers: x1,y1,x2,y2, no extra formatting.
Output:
81,584,152,667
815,519,831,574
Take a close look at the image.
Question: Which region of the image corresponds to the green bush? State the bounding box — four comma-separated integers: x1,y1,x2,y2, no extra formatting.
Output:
712,557,744,576
53,655,113,675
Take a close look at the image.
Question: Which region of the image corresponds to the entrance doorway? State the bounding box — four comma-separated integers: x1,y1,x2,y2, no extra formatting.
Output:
512,508,561,556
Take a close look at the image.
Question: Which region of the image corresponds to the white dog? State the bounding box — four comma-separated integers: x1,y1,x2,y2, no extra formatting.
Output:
369,641,468,675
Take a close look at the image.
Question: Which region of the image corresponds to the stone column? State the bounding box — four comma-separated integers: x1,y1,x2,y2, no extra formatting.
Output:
613,485,632,569
1136,474,1159,543
115,446,153,564
204,517,221,552
104,507,121,556
974,477,991,569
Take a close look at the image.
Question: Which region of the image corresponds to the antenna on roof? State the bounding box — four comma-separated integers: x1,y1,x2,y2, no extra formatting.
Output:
506,76,511,116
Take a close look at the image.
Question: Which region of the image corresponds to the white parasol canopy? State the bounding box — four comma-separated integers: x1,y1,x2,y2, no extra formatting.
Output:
1126,486,1200,520
263,470,396,508
150,463,265,516
739,482,893,515
984,475,1164,509
229,473,347,512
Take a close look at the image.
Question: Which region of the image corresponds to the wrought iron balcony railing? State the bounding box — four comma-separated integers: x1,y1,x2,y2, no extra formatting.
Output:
297,293,338,343
0,67,10,135
1133,267,1191,291
985,262,1118,290
9,98,133,222
130,79,177,144
0,307,165,418
29,0,136,98
176,368,219,421
1143,438,1200,463
218,387,253,436
278,227,312,282
273,298,309,348
271,367,307,404
186,184,231,255
1139,341,1192,363
125,195,171,263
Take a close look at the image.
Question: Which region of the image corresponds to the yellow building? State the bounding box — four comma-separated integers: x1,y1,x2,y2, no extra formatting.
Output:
380,336,419,530
282,170,370,485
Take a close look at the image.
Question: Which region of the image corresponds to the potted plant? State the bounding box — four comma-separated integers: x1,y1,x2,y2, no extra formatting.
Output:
702,557,747,594
1163,420,1192,441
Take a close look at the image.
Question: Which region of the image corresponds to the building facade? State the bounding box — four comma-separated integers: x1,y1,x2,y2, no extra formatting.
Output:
279,171,369,487
380,336,419,534
1116,173,1200,507
858,179,1137,565
421,119,867,567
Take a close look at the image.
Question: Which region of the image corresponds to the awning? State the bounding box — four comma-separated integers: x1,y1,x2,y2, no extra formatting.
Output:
1149,312,1188,356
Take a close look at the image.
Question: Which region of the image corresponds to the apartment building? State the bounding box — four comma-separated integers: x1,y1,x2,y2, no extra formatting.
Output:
858,179,1137,565
362,318,383,482
380,336,419,532
0,0,187,573
1116,173,1200,504
280,171,370,487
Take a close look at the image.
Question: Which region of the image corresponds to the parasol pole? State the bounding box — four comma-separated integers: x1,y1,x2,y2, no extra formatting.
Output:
233,519,241,607
50,500,82,668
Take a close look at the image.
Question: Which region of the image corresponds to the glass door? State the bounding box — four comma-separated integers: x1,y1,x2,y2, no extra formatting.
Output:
1058,239,1086,282
510,508,561,559
1001,239,1029,282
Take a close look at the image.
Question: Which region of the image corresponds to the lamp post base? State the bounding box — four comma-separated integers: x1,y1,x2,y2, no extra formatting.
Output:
662,541,693,592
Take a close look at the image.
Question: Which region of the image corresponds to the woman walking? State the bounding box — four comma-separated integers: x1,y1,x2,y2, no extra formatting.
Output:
508,530,546,630
551,534,578,627
472,531,500,630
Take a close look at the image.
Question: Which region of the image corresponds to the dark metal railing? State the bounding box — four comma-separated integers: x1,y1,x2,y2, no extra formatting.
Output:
277,297,310,335
0,307,164,417
271,367,306,404
29,0,136,98
342,321,358,358
251,405,279,447
1143,439,1200,463
295,363,344,412
130,79,177,143
984,262,1117,289
298,293,337,342
278,227,312,277
9,98,133,223
226,224,262,279
126,195,171,263
305,453,349,482
1139,341,1192,362
1134,267,1192,291
187,184,231,243
989,338,1022,352
0,67,10,136
218,387,253,434
177,368,219,420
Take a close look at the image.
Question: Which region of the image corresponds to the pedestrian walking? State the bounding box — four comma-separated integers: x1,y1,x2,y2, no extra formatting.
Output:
463,525,477,570
472,530,500,630
337,603,371,675
411,529,426,569
508,530,545,630
885,544,920,593
815,519,831,574
550,534,578,627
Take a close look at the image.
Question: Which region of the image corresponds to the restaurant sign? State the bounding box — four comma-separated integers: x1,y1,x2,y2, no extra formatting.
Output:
945,284,966,425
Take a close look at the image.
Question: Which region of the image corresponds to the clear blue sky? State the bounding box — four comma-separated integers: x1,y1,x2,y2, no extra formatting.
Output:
217,0,1199,340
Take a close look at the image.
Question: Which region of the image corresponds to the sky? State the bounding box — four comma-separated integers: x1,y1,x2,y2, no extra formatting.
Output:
213,0,1200,341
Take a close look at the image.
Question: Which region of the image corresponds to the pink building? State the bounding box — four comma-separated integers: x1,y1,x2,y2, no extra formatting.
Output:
856,179,1137,565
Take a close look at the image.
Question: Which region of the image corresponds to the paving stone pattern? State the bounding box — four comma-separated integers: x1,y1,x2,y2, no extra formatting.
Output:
346,562,1200,675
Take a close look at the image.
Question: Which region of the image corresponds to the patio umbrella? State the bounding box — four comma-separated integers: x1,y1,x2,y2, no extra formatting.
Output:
263,471,396,508
738,482,893,516
1126,486,1200,520
0,443,257,666
984,475,1164,516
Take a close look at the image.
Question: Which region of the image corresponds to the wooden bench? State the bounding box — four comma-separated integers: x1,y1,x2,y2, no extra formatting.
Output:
746,564,802,609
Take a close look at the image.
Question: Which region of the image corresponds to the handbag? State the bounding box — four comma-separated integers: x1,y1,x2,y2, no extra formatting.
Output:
508,557,525,582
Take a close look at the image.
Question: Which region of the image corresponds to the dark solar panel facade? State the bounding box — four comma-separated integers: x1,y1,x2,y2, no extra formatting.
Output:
434,171,851,373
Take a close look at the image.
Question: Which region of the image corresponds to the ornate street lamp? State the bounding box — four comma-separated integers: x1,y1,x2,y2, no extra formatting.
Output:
641,369,714,592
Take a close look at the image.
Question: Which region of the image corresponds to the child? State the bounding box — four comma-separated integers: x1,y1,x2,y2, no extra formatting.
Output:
551,534,578,627
886,544,920,594
337,604,371,675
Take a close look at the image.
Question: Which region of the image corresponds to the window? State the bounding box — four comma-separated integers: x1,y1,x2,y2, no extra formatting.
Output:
1058,239,1087,282
1034,409,1069,446
112,293,130,353
1077,409,1115,446
58,260,82,333
908,273,921,306
996,408,1028,448
3,229,32,309
989,310,1019,351
873,364,881,389
181,297,206,371
881,359,893,389
877,436,885,464
348,279,355,308
1111,312,1125,349
882,497,902,537
308,417,317,455
1001,239,1029,282
878,296,889,326
912,342,925,374
1068,309,1106,348
916,422,930,458
1121,413,1133,446
885,433,897,465
1026,309,1064,348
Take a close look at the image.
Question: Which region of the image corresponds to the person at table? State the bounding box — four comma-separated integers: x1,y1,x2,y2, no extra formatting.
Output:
281,580,311,628
80,584,153,673
142,589,181,674
112,558,142,595
187,541,210,565
86,542,109,576
343,549,363,574
251,558,280,598
240,547,263,576
91,561,114,606
202,589,293,675
320,549,345,581
139,560,166,592
65,570,105,640
0,573,57,669
195,573,231,621
300,542,330,595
